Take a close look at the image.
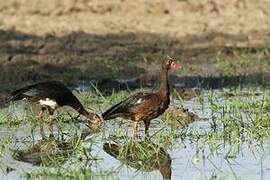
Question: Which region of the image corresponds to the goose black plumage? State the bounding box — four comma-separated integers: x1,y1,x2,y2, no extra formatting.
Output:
102,57,182,137
10,81,102,135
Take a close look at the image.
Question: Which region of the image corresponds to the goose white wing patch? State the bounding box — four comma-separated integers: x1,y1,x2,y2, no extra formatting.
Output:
38,98,58,109
135,98,144,105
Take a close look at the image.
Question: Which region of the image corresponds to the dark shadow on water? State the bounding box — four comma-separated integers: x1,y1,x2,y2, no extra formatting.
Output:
90,72,270,95
103,137,172,180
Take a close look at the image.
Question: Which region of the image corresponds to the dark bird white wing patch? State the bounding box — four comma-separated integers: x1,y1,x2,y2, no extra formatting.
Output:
38,98,58,109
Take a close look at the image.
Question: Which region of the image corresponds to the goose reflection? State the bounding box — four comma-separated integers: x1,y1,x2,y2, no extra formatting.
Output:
103,138,172,180
13,127,99,166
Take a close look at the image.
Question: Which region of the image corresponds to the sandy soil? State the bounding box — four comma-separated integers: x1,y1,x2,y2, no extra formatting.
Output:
1,0,270,38
0,0,270,106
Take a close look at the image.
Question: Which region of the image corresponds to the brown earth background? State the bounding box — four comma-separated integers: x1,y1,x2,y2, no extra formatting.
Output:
1,0,270,105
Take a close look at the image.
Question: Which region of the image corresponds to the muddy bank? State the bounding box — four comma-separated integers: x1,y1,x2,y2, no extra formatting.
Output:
0,29,270,107
1,30,270,88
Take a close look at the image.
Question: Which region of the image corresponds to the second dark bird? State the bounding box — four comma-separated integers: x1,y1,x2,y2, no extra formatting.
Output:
10,81,102,136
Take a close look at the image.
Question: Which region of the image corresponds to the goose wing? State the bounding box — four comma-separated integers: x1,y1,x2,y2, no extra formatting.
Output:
102,92,156,120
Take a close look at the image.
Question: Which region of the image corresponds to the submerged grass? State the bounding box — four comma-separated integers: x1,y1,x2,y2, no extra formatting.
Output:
2,86,270,179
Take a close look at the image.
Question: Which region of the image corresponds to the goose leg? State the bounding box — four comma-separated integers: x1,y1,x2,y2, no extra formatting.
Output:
132,121,139,139
39,107,46,136
48,108,54,136
144,120,150,136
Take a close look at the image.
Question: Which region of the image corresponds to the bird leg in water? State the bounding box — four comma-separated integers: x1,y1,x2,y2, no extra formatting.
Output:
133,121,140,139
39,107,46,135
48,108,54,135
144,120,150,136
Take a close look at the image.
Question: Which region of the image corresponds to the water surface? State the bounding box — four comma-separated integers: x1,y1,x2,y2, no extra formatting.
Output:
0,88,269,180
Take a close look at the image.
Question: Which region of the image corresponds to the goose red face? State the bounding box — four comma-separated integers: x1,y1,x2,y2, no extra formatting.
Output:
170,61,182,70
163,57,182,70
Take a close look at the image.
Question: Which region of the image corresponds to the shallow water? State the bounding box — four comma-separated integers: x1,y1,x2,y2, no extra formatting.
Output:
0,88,270,180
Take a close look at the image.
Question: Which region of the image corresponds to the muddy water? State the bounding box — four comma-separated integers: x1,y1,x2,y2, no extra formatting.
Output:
0,89,270,180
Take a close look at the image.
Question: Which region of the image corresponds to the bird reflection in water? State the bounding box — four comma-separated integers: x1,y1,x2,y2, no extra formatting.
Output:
13,128,98,166
103,137,172,180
